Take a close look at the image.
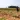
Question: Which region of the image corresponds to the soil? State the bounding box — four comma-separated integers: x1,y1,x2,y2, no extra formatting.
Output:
0,11,20,20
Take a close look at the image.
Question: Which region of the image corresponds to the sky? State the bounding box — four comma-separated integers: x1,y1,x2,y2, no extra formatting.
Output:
0,0,20,8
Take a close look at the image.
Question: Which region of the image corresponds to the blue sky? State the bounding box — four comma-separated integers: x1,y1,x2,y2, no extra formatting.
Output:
0,0,20,8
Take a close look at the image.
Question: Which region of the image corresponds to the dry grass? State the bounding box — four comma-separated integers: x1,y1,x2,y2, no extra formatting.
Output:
0,8,20,20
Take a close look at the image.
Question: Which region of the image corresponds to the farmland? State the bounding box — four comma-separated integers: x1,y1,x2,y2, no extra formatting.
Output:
0,8,20,20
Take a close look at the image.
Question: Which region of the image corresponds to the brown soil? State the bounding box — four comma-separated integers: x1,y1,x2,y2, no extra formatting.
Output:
0,14,20,20
0,11,20,20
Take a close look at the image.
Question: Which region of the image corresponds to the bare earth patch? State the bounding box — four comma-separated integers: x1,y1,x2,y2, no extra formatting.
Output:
0,12,20,20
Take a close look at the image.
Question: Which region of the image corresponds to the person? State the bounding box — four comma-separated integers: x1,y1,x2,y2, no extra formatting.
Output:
17,7,19,12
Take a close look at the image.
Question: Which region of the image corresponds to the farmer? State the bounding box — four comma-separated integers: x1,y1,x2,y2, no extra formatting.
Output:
17,7,19,12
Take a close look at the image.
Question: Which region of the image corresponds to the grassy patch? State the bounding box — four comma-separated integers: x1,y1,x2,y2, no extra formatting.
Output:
0,18,6,20
12,13,17,17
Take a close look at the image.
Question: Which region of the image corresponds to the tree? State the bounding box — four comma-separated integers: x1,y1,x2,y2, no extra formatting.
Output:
8,6,19,8
8,6,19,12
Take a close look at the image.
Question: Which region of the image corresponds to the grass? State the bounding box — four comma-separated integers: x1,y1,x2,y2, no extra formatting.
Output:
0,18,6,20
0,8,19,20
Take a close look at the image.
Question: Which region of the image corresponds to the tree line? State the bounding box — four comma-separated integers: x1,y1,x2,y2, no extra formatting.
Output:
8,6,19,12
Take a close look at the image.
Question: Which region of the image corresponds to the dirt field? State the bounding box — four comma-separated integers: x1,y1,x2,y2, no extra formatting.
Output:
0,14,20,20
0,8,20,20
0,11,20,20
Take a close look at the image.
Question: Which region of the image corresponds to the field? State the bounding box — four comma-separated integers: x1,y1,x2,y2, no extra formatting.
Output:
0,8,20,20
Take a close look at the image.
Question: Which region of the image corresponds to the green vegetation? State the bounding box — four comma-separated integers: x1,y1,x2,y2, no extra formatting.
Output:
0,18,6,20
